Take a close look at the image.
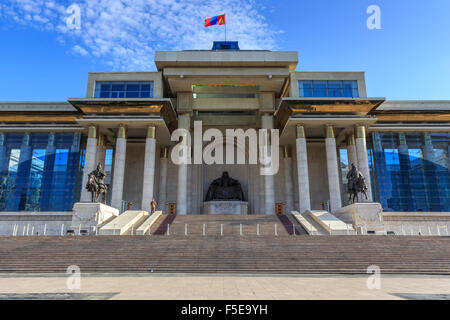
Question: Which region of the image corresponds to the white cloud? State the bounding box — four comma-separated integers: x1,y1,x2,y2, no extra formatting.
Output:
72,44,88,56
1,0,281,71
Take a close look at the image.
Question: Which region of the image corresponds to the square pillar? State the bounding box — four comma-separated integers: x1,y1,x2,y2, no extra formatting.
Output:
282,145,294,213
81,126,98,202
158,147,169,213
111,126,127,210
295,125,311,213
325,125,342,212
141,126,157,212
346,133,358,170
177,114,190,215
261,114,275,214
355,125,373,202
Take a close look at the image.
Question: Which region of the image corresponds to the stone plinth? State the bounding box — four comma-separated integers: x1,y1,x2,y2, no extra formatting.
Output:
71,202,119,234
334,203,384,234
203,201,248,215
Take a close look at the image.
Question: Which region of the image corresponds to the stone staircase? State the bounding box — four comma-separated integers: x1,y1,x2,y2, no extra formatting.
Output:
0,235,449,274
149,214,307,236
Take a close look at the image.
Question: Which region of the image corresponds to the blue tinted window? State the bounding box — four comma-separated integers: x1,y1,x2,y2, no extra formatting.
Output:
94,81,153,98
298,80,359,97
371,132,450,212
0,133,83,212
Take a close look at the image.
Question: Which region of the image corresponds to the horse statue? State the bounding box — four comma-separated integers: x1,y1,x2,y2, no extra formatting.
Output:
86,163,108,203
347,163,368,204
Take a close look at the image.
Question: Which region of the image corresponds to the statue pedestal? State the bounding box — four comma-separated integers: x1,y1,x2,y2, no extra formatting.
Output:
203,201,248,215
334,203,384,234
71,202,119,235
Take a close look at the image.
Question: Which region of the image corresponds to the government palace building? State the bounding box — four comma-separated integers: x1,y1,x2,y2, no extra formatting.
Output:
0,41,449,237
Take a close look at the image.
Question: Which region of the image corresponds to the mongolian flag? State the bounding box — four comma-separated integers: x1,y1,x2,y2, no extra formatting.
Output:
204,14,225,27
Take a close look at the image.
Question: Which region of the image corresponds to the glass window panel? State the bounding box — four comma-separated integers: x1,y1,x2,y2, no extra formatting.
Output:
7,149,20,172
298,80,358,97
0,133,83,212
54,149,69,171
343,81,353,89
313,81,327,89
100,84,111,91
343,88,353,97
126,91,140,98
371,132,450,212
111,84,125,91
126,84,139,91
94,82,153,99
328,81,342,89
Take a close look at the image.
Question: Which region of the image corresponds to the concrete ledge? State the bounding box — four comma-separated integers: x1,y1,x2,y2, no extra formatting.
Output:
0,212,73,220
136,211,162,235
383,212,450,218
291,211,321,235
99,211,148,235
307,210,354,235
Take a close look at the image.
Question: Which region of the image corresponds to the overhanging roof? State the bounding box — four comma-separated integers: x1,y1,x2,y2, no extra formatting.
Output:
274,97,385,132
155,51,298,72
68,98,178,132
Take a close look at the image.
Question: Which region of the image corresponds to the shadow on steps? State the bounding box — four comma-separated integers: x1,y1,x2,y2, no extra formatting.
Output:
152,214,176,235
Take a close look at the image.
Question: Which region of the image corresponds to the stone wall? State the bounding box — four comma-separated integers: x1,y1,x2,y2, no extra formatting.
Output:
0,212,72,236
383,212,450,236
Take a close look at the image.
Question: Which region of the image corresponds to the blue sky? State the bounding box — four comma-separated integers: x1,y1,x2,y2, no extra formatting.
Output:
0,0,449,101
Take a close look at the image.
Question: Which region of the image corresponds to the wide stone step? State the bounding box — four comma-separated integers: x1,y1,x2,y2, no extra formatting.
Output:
0,235,449,274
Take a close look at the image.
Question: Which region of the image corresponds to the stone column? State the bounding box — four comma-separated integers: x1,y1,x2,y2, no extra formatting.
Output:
177,114,190,215
282,146,294,213
80,126,98,202
397,132,414,210
346,133,358,169
355,125,373,202
261,114,275,214
95,134,106,167
13,133,32,210
158,147,169,213
141,126,157,212
0,134,8,177
373,133,390,210
40,133,56,211
422,133,441,211
111,126,127,210
325,125,342,212
295,125,311,213
422,133,434,162
68,134,81,204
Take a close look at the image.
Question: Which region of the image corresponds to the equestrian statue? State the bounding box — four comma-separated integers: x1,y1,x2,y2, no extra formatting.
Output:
346,163,368,204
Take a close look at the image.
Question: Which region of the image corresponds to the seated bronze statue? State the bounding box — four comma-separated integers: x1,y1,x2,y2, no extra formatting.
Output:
205,171,245,201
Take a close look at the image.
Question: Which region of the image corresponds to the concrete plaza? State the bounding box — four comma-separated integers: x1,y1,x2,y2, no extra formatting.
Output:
0,273,449,300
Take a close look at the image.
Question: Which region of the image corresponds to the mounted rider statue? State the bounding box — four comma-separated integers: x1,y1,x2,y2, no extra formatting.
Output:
86,163,108,203
346,163,368,204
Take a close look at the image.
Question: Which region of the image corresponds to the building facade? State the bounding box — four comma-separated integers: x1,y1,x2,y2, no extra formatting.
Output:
0,42,449,233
